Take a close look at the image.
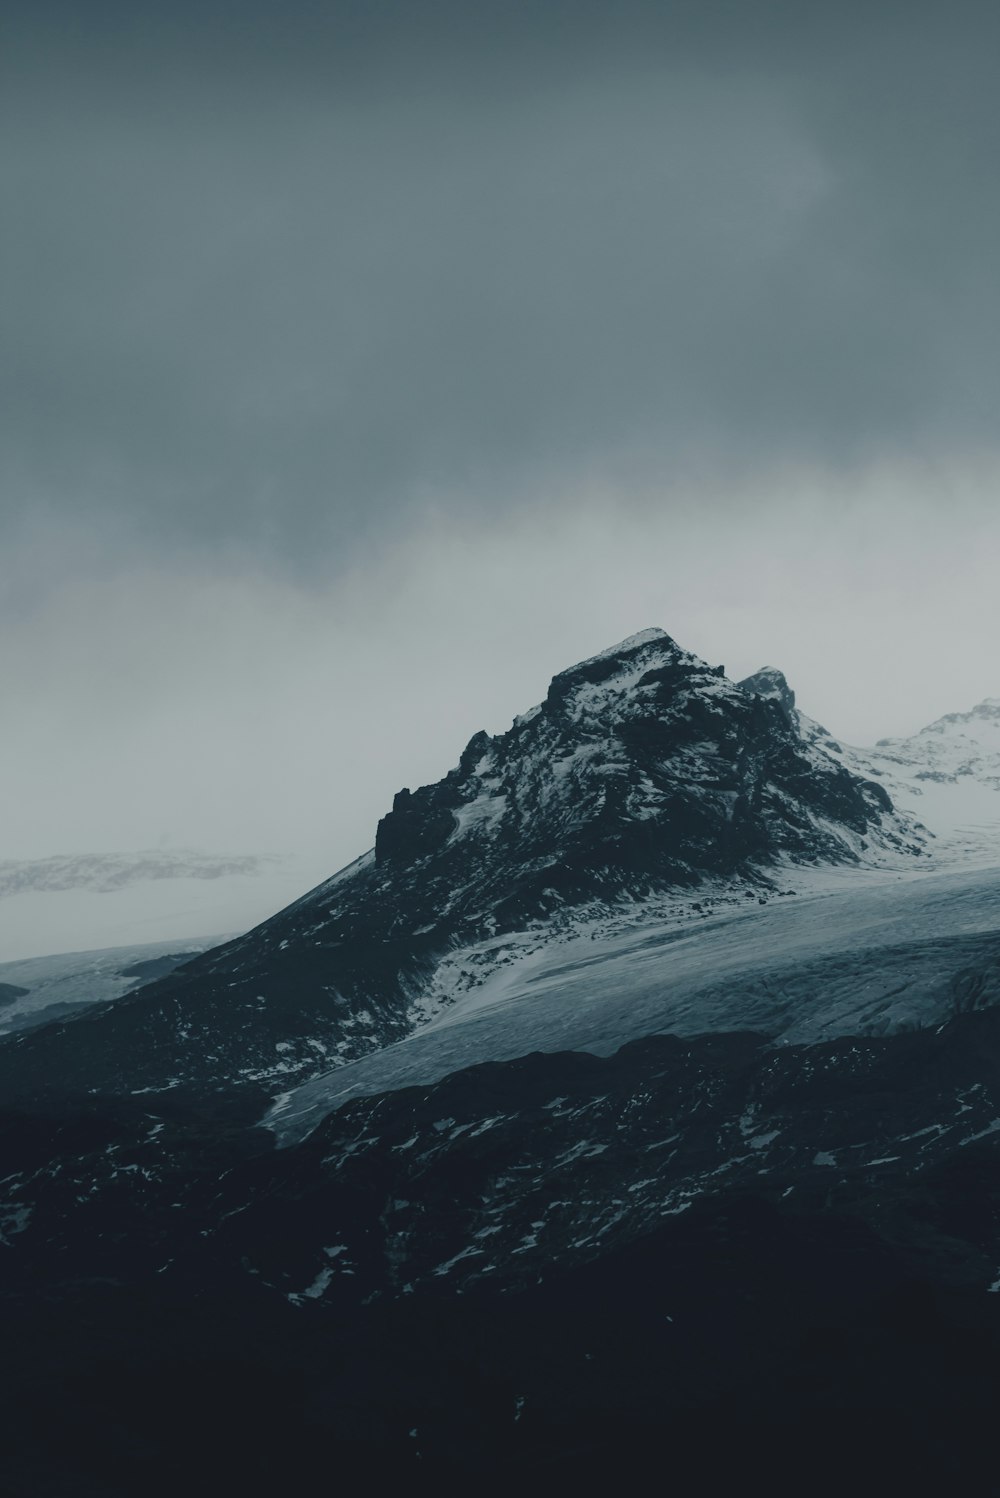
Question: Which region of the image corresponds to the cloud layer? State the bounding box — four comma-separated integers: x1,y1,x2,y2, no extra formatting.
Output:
5,0,1000,581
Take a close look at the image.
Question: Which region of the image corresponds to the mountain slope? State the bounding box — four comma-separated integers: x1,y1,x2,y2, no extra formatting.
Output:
0,628,924,1111
7,1008,1000,1300
5,1007,1000,1490
272,859,1000,1140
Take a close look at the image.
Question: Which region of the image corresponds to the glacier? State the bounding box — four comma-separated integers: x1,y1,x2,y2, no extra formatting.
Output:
270,858,1000,1143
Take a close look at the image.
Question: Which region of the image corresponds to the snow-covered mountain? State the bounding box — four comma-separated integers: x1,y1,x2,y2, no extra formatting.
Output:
0,628,928,1109
4,625,1000,1489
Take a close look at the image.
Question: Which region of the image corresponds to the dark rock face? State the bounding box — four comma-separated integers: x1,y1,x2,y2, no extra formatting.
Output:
0,982,29,1008
372,631,906,905
738,664,797,719
0,628,922,1112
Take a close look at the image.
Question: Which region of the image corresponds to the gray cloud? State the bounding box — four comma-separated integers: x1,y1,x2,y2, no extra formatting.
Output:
5,0,1000,584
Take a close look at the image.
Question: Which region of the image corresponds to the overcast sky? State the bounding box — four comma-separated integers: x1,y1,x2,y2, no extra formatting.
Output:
3,0,1000,941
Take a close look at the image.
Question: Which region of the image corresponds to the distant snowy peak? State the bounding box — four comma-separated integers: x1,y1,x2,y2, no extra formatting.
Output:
773,683,1000,860
870,698,1000,796
881,697,1000,756
853,698,1000,859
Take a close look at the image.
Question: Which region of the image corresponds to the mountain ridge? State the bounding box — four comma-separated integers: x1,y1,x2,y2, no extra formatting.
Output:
0,628,927,1111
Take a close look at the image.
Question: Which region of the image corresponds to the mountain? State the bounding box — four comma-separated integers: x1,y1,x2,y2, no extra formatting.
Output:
4,626,1000,1492
0,628,926,1111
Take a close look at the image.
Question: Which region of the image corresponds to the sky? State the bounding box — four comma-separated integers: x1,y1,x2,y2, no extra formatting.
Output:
3,0,1000,955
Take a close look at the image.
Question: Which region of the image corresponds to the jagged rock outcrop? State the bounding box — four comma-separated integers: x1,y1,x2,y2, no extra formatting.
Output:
738,664,797,720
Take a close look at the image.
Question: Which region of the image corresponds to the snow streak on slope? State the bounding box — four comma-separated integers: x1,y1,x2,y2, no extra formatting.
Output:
269,861,1000,1143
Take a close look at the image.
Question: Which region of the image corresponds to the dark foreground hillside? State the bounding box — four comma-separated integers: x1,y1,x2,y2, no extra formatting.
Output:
4,1184,1000,1494
4,1010,1000,1495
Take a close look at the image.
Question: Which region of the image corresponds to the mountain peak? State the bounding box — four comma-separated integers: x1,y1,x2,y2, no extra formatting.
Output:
369,628,911,904
575,627,673,664
544,627,702,712
738,666,796,719
906,695,1000,739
